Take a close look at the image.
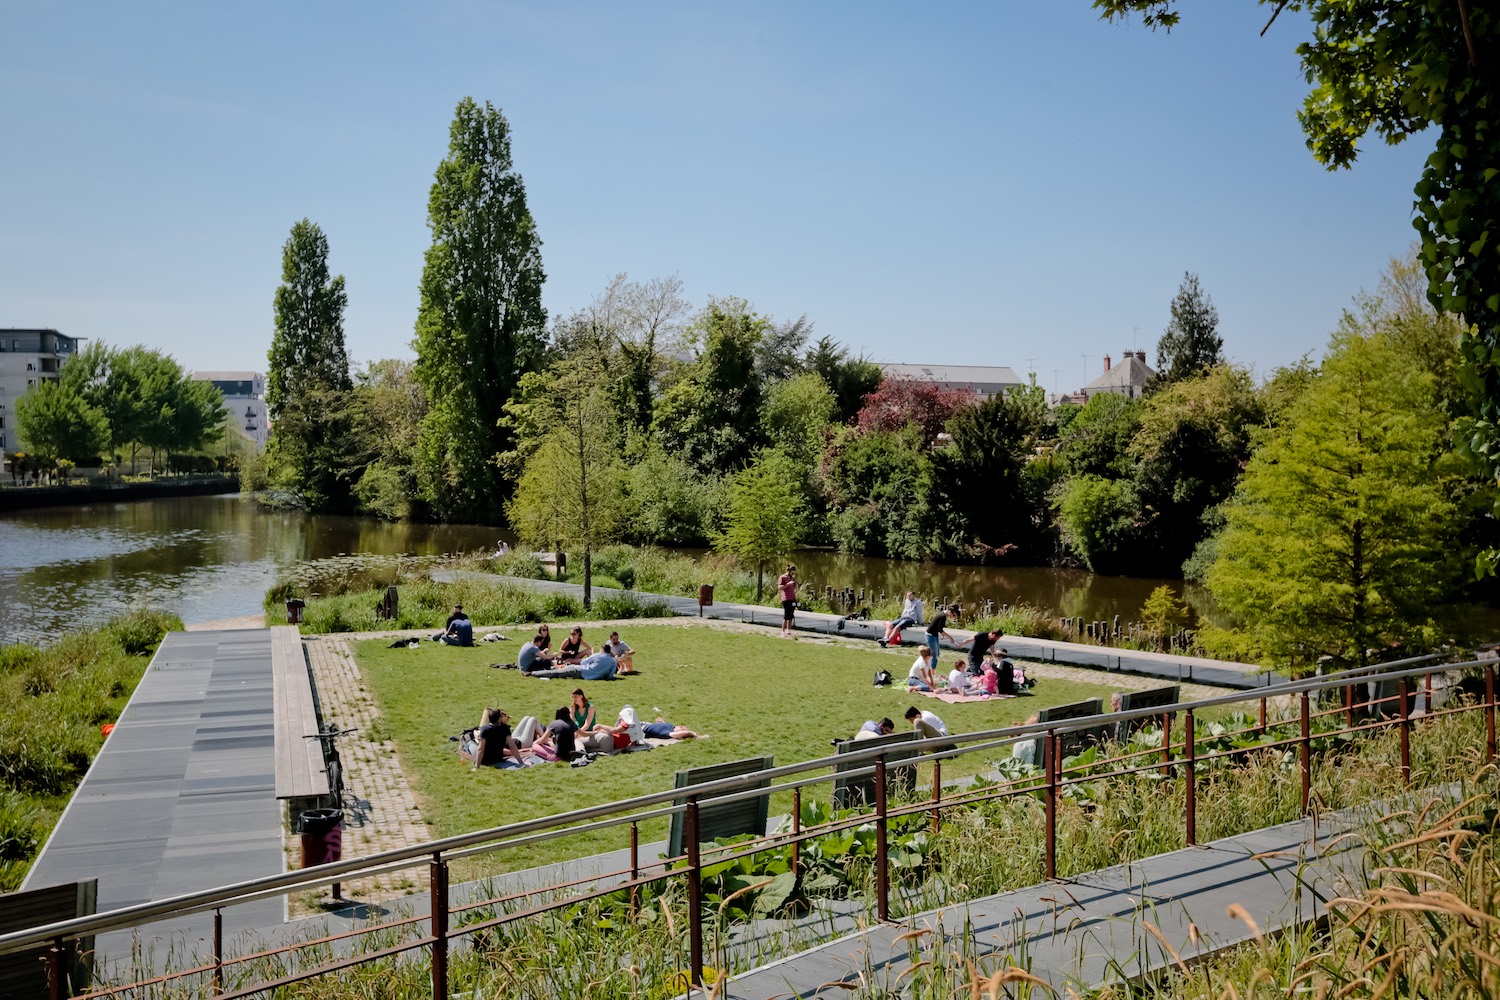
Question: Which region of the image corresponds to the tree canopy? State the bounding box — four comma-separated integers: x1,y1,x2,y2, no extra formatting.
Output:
414,97,547,522
1154,272,1223,385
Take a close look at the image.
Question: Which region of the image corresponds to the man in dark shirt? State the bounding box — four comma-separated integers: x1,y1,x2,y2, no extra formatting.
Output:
967,629,1001,670
469,708,525,770
925,609,956,670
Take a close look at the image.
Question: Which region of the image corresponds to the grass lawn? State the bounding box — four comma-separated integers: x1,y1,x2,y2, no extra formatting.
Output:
356,622,1115,874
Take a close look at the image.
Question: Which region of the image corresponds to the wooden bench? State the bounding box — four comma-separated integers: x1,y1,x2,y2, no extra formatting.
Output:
271,625,329,802
667,756,775,859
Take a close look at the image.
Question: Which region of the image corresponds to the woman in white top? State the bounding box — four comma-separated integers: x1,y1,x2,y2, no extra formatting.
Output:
906,647,937,691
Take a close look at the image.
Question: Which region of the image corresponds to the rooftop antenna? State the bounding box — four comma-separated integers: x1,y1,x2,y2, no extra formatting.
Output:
1024,356,1037,377
1052,368,1061,394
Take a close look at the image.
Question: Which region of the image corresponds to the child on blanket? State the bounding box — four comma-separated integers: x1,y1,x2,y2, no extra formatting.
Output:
946,659,974,695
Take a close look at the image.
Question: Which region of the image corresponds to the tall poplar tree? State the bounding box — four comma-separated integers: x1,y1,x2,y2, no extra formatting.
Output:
266,219,352,509
414,98,546,522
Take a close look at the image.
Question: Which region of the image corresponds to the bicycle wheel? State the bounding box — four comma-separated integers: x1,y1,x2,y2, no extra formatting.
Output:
327,759,343,810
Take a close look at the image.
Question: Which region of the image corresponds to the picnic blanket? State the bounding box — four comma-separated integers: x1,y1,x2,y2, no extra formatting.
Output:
455,734,702,768
918,690,1012,703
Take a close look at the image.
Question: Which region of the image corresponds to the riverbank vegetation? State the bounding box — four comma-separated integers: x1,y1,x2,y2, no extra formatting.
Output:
0,609,179,890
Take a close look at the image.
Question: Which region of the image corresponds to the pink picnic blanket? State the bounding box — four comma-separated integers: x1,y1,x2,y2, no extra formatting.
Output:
920,690,1012,704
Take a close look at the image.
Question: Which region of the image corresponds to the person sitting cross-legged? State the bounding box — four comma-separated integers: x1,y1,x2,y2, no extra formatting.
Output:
465,707,528,770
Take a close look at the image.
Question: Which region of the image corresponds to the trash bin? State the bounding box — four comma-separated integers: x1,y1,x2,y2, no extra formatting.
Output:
285,598,306,624
697,584,714,617
299,808,343,868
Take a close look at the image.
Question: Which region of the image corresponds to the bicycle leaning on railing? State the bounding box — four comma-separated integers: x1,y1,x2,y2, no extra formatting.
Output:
303,724,358,812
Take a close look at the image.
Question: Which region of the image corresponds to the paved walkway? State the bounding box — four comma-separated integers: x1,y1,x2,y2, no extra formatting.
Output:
296,636,434,911
22,628,286,961
433,572,1273,689
720,808,1371,998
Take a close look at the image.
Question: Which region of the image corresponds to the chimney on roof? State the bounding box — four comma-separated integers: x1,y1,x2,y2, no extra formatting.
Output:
1103,354,1112,373
1136,350,1147,363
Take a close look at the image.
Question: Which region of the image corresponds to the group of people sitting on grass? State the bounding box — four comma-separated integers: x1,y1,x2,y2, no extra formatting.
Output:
462,688,699,769
512,624,637,680
839,706,951,745
904,644,1036,697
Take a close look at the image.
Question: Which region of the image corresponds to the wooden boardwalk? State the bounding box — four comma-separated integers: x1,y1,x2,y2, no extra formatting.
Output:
21,628,287,963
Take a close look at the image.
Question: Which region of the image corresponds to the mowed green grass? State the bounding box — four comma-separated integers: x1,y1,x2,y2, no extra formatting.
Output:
355,622,1109,873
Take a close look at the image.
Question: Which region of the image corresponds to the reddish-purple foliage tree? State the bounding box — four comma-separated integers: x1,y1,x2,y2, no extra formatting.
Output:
854,378,978,447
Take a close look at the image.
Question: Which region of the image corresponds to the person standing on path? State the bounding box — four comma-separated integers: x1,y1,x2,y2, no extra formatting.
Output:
778,564,798,637
924,606,955,666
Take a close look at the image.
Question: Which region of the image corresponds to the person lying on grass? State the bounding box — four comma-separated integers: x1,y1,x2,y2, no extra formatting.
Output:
525,649,618,681
465,707,528,770
642,717,700,740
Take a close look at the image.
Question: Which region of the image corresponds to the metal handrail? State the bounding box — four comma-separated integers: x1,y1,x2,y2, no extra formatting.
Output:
0,652,1482,960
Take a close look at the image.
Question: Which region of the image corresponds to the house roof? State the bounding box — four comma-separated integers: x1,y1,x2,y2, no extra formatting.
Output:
878,363,1023,395
1082,355,1155,393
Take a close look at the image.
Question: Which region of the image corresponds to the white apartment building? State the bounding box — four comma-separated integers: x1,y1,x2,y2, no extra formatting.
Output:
0,328,81,460
192,371,269,450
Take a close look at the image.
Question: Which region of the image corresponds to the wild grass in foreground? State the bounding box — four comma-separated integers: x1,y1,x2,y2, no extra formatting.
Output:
89,693,1500,998
0,609,180,890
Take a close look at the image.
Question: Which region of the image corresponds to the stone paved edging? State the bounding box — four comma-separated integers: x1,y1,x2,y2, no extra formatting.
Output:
295,636,432,911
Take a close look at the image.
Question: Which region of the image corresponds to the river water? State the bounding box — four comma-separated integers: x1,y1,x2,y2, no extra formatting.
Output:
0,495,502,645
0,493,1193,646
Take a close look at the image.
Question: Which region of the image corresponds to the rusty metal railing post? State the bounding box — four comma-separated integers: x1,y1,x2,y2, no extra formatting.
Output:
47,937,65,1000
1258,694,1267,734
629,822,640,915
791,787,801,880
1185,710,1196,847
212,907,224,994
1161,712,1173,776
429,854,448,1000
685,797,704,990
931,758,942,836
874,756,890,923
1045,730,1058,880
1300,691,1311,814
1344,683,1354,729
1423,670,1433,722
1399,676,1411,785
1488,664,1497,764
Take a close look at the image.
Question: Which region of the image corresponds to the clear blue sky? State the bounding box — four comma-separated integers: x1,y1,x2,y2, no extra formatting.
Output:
0,2,1433,396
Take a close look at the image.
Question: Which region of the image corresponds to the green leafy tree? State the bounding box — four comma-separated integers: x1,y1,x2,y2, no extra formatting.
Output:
266,219,353,508
714,448,808,600
620,442,723,546
1140,585,1190,651
1208,325,1463,668
806,336,882,424
14,379,108,471
1052,473,1141,572
506,364,624,609
1054,392,1141,478
823,426,938,560
653,302,768,471
1129,364,1264,572
347,359,427,520
414,98,547,522
1095,2,1500,527
762,372,837,466
933,382,1050,559
1154,272,1222,385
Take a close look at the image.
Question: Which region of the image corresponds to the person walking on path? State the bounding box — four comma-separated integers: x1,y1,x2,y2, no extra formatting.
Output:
924,606,955,665
778,564,798,637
